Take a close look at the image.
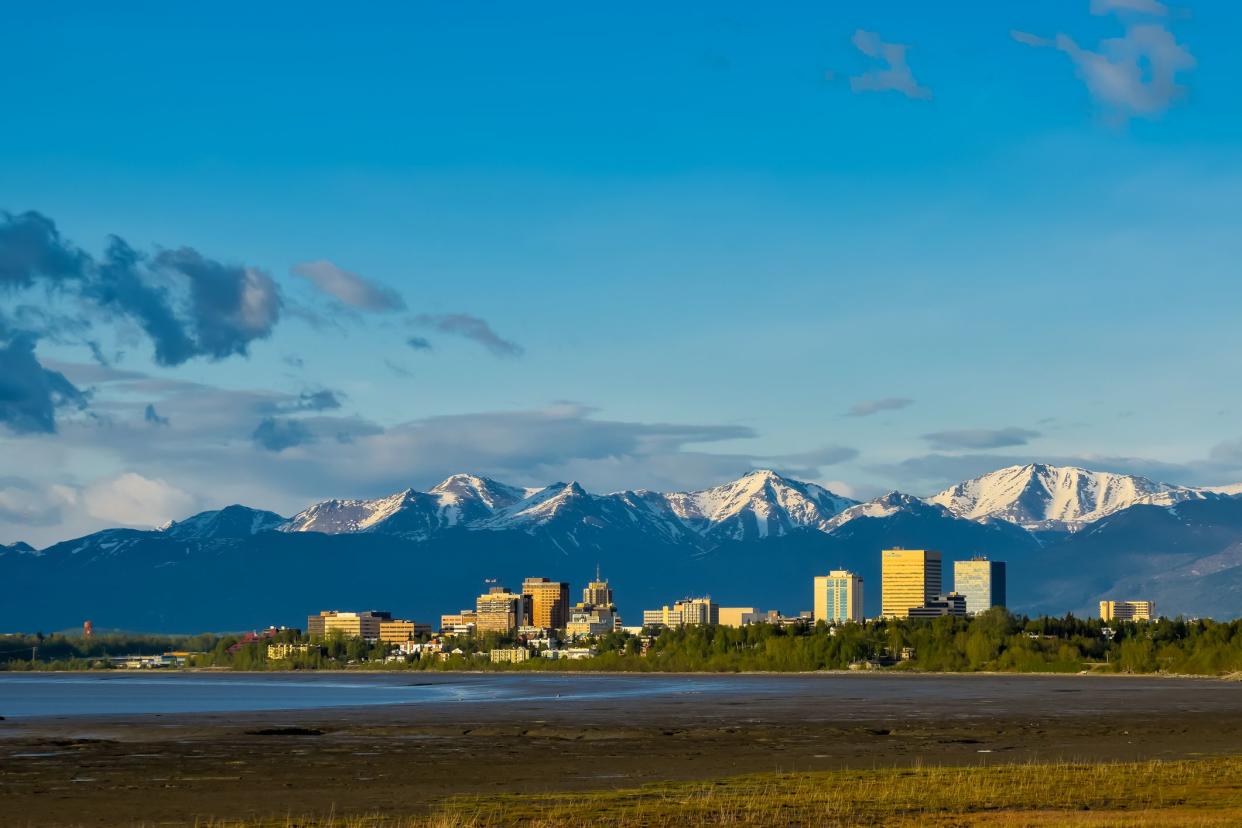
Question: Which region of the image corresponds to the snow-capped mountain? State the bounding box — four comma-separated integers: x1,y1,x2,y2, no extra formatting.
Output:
161,505,286,540
7,463,1242,630
663,470,859,540
280,470,858,544
824,491,951,532
927,463,1210,532
281,474,532,538
1203,483,1242,497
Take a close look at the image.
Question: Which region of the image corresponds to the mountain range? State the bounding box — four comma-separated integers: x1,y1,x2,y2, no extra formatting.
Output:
2,464,1240,631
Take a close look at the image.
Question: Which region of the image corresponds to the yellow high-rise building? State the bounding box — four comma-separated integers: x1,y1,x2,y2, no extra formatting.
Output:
476,587,524,634
881,549,942,618
522,577,570,629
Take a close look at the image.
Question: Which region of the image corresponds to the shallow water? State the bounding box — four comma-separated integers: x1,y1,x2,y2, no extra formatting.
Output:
0,670,1233,720
0,671,721,718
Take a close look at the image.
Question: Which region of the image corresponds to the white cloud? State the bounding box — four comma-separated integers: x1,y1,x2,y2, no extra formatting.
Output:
81,472,196,528
291,260,406,312
0,479,77,526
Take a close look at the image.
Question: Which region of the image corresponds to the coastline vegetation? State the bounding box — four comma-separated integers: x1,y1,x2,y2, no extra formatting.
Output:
200,756,1242,827
4,611,1241,675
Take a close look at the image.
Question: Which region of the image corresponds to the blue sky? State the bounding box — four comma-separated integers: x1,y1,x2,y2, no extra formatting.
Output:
3,1,1242,545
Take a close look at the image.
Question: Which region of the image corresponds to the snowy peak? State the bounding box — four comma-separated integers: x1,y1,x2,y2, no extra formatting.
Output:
665,469,858,540
0,540,37,556
161,505,285,540
927,463,1200,532
825,491,946,531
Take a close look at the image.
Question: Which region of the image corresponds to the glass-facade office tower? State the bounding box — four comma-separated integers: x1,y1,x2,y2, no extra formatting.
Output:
953,557,1007,615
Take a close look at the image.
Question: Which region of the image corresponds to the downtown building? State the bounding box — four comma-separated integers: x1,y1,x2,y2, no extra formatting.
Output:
1099,600,1155,622
522,577,571,630
475,586,529,634
307,610,391,641
953,557,1007,615
642,597,718,628
813,570,864,624
881,549,942,619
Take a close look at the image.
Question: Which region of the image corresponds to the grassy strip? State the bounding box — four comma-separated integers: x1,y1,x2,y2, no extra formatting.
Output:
204,756,1242,827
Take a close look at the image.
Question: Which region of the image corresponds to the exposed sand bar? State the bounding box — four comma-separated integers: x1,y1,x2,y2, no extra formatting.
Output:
1,672,1240,826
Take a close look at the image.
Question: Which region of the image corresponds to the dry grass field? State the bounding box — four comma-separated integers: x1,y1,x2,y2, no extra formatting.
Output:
206,756,1242,827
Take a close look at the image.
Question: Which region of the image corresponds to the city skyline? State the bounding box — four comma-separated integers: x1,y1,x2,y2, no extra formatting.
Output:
4,2,1242,550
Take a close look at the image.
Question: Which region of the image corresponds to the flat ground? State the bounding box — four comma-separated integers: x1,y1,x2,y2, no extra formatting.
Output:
1,672,1240,826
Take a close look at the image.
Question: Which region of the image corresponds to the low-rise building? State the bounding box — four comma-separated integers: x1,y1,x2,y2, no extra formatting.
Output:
308,610,392,641
542,647,597,660
907,593,967,619
566,606,617,638
718,607,765,627
1100,600,1155,622
643,597,718,629
440,610,477,631
490,647,531,663
378,619,432,643
267,642,318,660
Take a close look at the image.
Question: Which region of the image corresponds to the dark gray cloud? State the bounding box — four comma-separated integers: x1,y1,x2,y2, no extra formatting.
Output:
291,260,406,313
406,336,433,351
922,427,1040,450
847,397,914,417
88,238,197,366
292,389,343,412
412,313,523,358
252,417,316,452
0,323,89,434
2,211,283,372
0,211,88,290
154,247,282,362
143,403,170,427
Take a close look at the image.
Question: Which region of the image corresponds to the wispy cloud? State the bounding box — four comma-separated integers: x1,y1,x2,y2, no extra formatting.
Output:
849,30,932,100
847,397,914,417
143,403,170,426
406,336,433,351
922,427,1040,450
1090,0,1167,15
1012,2,1192,122
290,260,406,313
412,313,523,358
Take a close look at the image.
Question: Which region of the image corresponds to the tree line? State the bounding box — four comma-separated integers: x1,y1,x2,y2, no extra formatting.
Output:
4,612,1241,675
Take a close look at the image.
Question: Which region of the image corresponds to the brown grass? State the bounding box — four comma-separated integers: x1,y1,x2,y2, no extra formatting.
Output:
201,756,1242,827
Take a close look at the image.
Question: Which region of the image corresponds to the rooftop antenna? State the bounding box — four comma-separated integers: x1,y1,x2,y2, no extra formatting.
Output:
595,562,601,581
